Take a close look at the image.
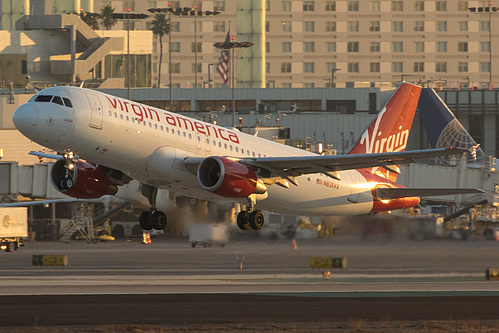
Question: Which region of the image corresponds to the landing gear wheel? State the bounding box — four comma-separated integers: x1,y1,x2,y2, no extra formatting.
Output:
60,178,73,190
139,211,153,230
151,211,167,230
237,211,250,230
249,210,265,230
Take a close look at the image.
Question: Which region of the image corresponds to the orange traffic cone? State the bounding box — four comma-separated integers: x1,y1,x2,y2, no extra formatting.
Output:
292,238,298,250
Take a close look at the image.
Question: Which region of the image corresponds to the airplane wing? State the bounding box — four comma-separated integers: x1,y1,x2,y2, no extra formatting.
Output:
377,188,484,200
241,147,466,181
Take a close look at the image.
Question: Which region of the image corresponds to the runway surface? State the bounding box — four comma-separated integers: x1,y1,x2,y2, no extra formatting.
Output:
1,237,499,328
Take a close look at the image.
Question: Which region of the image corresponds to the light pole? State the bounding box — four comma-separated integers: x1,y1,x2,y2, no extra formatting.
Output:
126,8,130,100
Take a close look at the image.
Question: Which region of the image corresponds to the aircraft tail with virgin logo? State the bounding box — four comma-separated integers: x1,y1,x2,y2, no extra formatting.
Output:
347,83,422,181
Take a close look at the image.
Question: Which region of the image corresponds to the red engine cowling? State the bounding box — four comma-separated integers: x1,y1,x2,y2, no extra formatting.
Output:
51,159,118,199
197,156,266,198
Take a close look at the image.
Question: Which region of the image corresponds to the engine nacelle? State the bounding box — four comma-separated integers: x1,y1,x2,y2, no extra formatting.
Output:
51,159,118,199
197,156,267,198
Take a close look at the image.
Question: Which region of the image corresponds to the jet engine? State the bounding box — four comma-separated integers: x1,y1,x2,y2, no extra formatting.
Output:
51,158,118,199
197,156,267,198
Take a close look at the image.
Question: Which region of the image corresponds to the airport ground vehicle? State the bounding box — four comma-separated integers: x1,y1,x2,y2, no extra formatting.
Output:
0,207,27,252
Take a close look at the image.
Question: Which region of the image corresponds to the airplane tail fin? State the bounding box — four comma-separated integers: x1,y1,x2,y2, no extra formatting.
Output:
347,83,422,181
418,88,485,164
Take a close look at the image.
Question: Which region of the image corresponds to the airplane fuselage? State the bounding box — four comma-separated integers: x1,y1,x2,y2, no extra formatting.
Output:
13,86,418,216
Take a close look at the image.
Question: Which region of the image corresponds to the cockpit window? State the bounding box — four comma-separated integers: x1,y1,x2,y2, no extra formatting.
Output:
63,97,73,108
52,96,64,105
34,95,53,102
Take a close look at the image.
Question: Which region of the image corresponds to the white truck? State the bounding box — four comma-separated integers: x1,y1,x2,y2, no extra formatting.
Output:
0,207,27,252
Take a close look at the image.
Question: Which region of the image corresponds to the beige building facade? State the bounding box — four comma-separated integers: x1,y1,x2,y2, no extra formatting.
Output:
90,0,498,89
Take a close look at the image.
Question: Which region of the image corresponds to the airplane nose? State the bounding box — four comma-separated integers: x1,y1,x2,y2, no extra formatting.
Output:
13,104,39,134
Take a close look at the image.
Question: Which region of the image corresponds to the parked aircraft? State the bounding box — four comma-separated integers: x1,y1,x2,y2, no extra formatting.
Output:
418,88,486,165
12,83,481,231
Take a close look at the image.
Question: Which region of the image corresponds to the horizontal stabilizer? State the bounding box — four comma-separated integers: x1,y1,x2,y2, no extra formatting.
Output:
377,188,484,200
29,151,62,160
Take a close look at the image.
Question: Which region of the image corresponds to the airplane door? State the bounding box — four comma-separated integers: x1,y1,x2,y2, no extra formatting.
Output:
347,171,361,203
86,93,103,129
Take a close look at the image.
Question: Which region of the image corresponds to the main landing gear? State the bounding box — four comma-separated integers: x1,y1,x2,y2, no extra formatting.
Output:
236,196,265,231
139,185,168,231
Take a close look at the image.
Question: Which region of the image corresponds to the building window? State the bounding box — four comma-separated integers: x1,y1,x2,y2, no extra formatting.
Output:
459,21,468,32
414,42,424,52
326,42,336,52
458,42,468,52
436,62,447,72
123,1,135,11
480,62,491,73
214,22,225,32
370,42,380,52
348,1,359,11
171,63,180,73
392,21,403,32
282,42,291,52
303,62,315,73
458,62,468,72
281,63,291,73
266,62,270,73
303,21,315,32
436,21,447,32
192,63,202,73
414,21,424,32
436,1,447,11
170,42,180,52
303,1,315,11
214,1,225,11
480,41,491,52
192,1,202,10
266,21,270,32
414,1,424,11
282,1,291,11
326,62,337,72
266,42,270,52
391,1,403,11
392,62,403,72
369,1,380,11
348,21,359,32
191,42,201,53
414,62,424,72
347,63,359,73
282,21,292,32
325,1,336,11
347,42,359,52
458,1,468,11
171,22,180,32
370,21,380,32
266,0,270,10
304,41,315,52
392,41,403,52
326,22,336,32
370,62,380,72
436,41,447,52
480,21,490,32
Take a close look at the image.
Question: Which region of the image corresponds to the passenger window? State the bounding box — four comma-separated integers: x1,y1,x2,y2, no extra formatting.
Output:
34,95,52,102
52,96,64,105
62,97,73,107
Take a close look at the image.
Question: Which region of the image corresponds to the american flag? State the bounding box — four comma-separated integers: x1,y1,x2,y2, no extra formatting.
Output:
471,143,480,160
216,31,230,86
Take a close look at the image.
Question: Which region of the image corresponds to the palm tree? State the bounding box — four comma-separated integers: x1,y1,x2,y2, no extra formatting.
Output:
80,13,99,30
150,13,170,87
100,4,117,30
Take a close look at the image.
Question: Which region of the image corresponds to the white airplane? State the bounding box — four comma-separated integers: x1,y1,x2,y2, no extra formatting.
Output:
12,83,481,231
